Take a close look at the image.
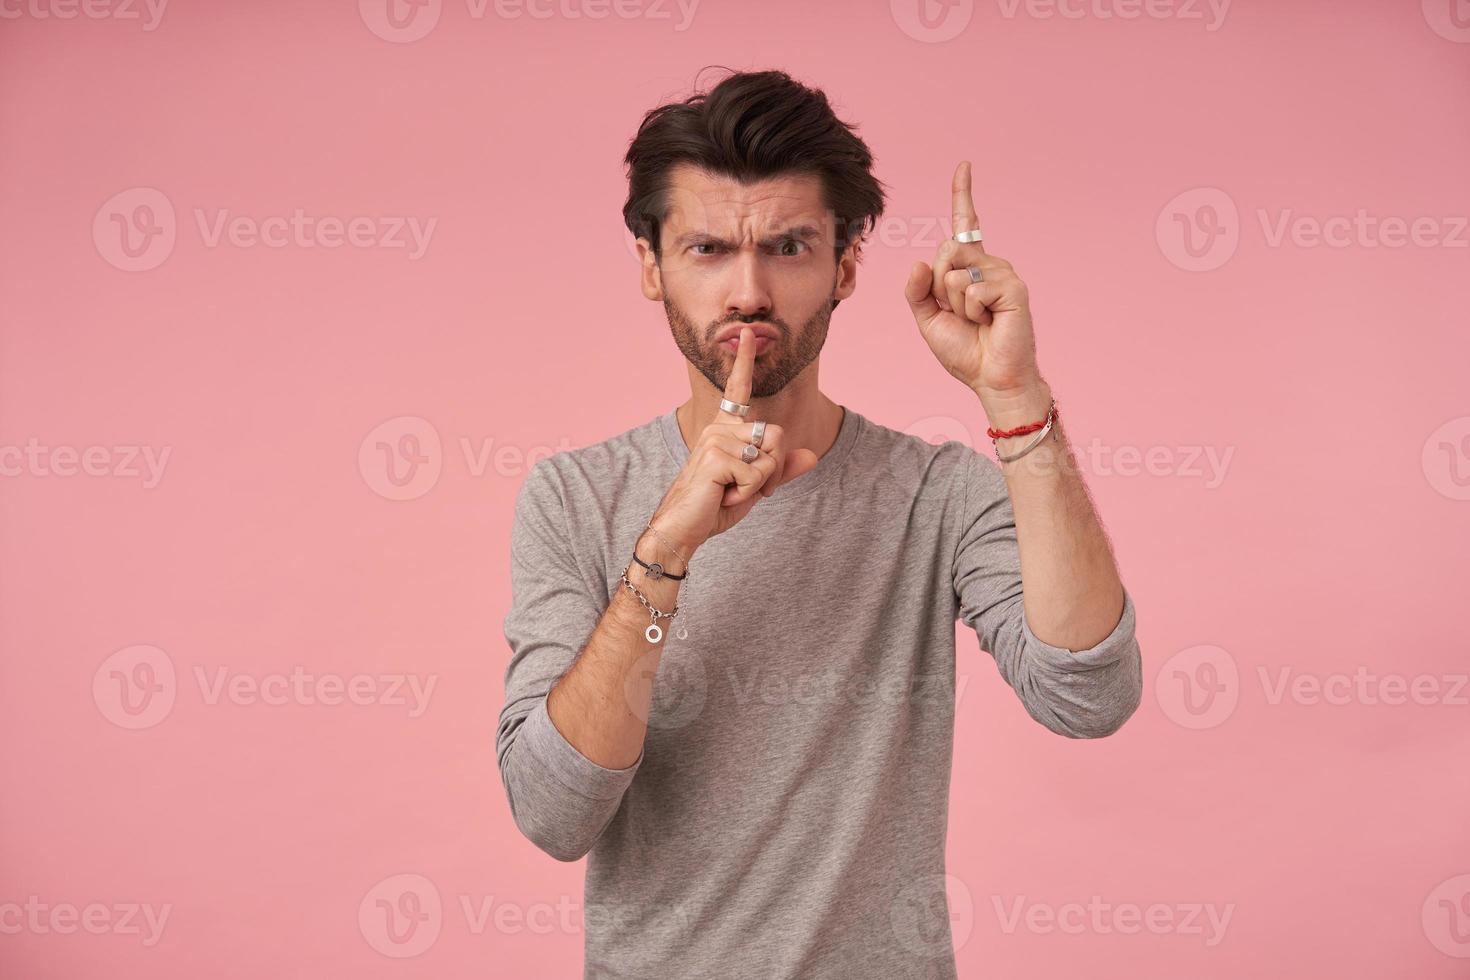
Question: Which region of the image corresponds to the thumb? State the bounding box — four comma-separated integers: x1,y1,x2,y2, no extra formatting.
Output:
760,448,819,497
904,260,941,327
779,448,819,486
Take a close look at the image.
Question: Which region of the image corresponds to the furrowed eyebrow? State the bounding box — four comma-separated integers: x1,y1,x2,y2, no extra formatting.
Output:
675,224,823,249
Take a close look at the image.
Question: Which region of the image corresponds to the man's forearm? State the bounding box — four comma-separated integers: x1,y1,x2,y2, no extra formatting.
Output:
544,530,690,770
978,379,1125,651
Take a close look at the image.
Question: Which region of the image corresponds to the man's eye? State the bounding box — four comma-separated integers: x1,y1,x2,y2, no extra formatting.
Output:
776,240,809,256
692,243,721,255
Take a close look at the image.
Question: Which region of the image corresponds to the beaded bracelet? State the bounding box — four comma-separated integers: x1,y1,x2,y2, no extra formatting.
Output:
993,399,1059,464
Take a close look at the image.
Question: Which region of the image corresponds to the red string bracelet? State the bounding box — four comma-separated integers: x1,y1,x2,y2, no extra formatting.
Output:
986,400,1059,440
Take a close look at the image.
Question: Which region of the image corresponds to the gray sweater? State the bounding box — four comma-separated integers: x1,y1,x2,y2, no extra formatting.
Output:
497,404,1142,979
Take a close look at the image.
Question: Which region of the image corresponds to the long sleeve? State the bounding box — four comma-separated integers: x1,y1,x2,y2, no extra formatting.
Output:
497,458,643,861
952,448,1143,739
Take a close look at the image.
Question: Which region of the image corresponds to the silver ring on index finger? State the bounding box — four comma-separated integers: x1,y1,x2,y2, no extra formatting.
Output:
954,228,984,244
719,397,750,417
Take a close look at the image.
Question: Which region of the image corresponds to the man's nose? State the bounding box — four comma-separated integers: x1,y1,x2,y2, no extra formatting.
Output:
723,246,773,317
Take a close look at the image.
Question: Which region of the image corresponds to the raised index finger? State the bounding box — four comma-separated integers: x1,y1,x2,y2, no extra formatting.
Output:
951,160,985,252
715,325,756,423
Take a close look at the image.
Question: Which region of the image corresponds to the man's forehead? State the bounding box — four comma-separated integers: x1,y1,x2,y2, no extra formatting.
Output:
663,163,829,233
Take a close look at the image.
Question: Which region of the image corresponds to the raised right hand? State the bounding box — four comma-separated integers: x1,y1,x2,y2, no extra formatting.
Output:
647,326,819,555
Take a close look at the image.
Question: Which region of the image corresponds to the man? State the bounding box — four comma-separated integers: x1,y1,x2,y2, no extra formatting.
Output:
497,69,1141,979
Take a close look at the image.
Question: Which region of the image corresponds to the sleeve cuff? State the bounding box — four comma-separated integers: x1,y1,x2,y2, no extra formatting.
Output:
519,695,644,801
1020,587,1138,669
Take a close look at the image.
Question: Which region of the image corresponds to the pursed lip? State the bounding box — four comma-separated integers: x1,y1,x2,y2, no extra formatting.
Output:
714,323,780,345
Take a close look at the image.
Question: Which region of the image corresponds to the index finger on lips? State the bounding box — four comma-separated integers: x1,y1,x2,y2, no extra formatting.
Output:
715,325,756,424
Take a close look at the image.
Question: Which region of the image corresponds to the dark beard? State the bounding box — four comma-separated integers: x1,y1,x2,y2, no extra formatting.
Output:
663,291,834,399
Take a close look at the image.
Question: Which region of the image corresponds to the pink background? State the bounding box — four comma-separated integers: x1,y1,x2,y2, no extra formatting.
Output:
3,0,1468,976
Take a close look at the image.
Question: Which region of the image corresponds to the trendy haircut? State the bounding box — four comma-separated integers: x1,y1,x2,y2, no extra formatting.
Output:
621,68,889,270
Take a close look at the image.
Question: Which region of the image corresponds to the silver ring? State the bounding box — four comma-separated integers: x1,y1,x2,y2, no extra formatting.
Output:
954,228,984,244
719,397,750,417
740,443,760,463
966,266,984,284
750,419,766,448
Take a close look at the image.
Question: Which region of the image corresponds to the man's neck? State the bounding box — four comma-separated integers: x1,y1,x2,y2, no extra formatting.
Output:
674,381,844,464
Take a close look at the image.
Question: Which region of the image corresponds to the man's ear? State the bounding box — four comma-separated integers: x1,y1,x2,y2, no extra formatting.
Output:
636,237,663,301
832,246,858,305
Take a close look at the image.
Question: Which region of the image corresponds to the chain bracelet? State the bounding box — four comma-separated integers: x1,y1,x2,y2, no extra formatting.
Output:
619,564,679,644
642,518,691,570
994,400,1059,463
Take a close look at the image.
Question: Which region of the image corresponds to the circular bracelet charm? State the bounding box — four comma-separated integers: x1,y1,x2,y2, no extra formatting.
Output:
645,622,663,643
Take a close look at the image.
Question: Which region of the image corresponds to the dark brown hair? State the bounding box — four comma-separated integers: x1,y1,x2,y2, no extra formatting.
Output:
622,68,888,266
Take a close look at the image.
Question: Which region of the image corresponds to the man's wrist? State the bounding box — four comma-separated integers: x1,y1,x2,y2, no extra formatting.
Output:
974,378,1054,435
637,526,698,573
